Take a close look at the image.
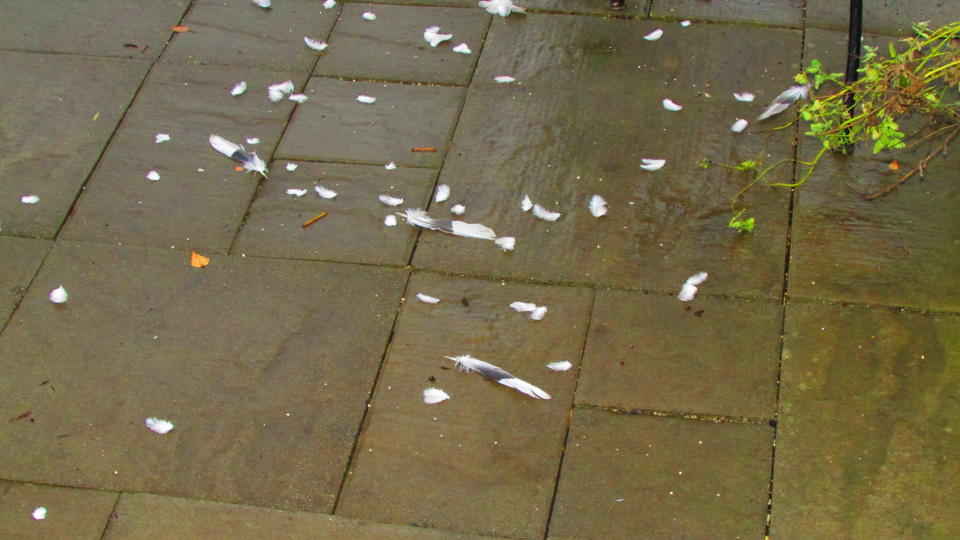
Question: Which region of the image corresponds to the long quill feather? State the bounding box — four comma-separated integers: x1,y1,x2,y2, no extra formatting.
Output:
446,354,550,399
209,134,268,177
398,209,496,241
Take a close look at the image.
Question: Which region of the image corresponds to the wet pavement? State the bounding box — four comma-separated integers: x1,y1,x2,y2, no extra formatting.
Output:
1,1,959,538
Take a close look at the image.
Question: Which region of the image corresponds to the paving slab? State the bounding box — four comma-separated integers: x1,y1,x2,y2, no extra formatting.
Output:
789,30,960,311
806,0,960,35
161,0,338,72
548,409,773,539
275,77,465,168
650,0,803,27
369,1,649,15
0,52,149,239
104,493,493,540
313,3,488,85
772,302,960,538
233,161,436,264
337,272,593,538
0,0,188,60
60,64,304,253
578,289,781,418
0,241,406,513
0,237,50,327
413,15,800,297
0,482,118,540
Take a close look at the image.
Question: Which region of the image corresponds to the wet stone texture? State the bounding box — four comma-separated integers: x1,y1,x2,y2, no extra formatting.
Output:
650,0,803,27
104,493,491,539
790,30,960,311
233,161,436,265
772,303,960,538
578,290,782,419
0,0,189,60
548,409,773,539
0,52,149,239
413,15,800,298
162,0,338,72
370,0,649,15
60,64,303,254
806,0,960,35
0,482,118,540
0,242,406,513
275,77,465,168
0,238,50,327
337,272,593,538
313,3,488,85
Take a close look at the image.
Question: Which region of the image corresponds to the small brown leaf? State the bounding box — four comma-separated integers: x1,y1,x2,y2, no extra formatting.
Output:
171,25,190,33
190,251,210,268
888,159,900,171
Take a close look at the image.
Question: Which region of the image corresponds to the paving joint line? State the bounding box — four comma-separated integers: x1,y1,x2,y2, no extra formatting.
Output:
574,403,772,425
97,492,123,540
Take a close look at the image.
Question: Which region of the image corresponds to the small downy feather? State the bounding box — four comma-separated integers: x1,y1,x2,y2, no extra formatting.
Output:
252,0,271,8
546,361,572,371
145,417,174,434
479,0,526,17
678,271,708,301
286,188,308,197
384,215,398,226
588,194,607,217
416,293,440,304
424,26,453,47
423,387,450,404
289,93,308,103
155,133,171,144
434,184,450,203
731,118,749,133
495,236,515,251
450,204,465,215
32,507,47,521
304,37,328,52
398,208,497,241
362,11,377,21
643,29,664,41
21,194,40,204
521,194,533,212
286,162,298,171
662,98,683,111
530,306,548,320
532,204,561,222
357,95,377,104
323,0,336,8
385,162,397,170
315,185,338,199
231,81,247,96
640,158,666,171
452,43,472,54
733,92,755,102
446,355,550,399
146,170,160,181
494,75,516,83
49,286,68,304
268,80,295,102
757,84,810,121
379,194,404,206
510,301,537,313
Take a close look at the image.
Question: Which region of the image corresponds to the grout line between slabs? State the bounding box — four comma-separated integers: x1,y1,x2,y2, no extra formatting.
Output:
97,492,123,540
574,402,772,425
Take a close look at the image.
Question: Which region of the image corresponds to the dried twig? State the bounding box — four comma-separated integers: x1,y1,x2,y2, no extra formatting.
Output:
864,125,960,200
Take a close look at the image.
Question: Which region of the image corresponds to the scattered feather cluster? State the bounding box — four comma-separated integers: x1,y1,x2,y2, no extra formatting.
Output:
662,98,683,111
640,158,666,171
423,387,450,404
268,80,295,102
446,355,549,399
379,194,404,207
315,185,337,199
434,184,451,203
416,293,440,304
757,84,810,121
209,134,268,177
521,194,562,221
546,361,572,371
644,29,664,41
21,195,40,204
588,195,608,217
145,417,175,434
49,286,68,304
398,208,497,241
479,0,526,17
678,271,708,301
424,26,453,47
510,301,547,320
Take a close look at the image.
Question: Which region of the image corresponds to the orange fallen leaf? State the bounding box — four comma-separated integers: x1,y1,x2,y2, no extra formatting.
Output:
190,251,210,268
888,159,900,171
171,25,190,33
234,166,244,172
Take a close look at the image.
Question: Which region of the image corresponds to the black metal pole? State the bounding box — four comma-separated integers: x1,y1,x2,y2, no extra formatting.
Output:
840,0,864,153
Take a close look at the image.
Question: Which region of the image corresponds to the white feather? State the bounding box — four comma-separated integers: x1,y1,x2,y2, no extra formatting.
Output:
379,194,404,206
155,133,170,144
757,84,810,121
385,162,397,170
643,29,663,41
268,88,285,102
680,20,692,27
423,387,450,404
494,75,516,83
357,95,377,104
450,221,496,240
268,80,294,102
434,184,450,203
21,194,40,204
452,43,472,54
662,98,683,111
289,93,308,103
424,26,453,48
532,204,561,222
446,355,550,399
731,118,748,133
678,282,698,302
286,188,308,197
243,153,268,177
495,236,515,251
510,301,537,313
231,81,247,96
640,158,666,171
384,215,398,226
362,11,377,21
397,208,497,241
304,37,328,52
314,185,338,199
209,134,267,177
530,306,548,320
32,507,46,520
479,0,526,17
323,0,336,8
521,194,533,212
416,293,440,304
146,170,160,181
252,0,271,8
450,204,465,215
686,271,709,286
49,286,68,304
286,162,298,171
209,134,242,158
588,194,607,217
246,137,260,145
733,92,755,102
546,361,572,371
145,417,174,434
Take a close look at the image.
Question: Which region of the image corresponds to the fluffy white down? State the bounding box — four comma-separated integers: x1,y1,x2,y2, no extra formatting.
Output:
423,387,450,404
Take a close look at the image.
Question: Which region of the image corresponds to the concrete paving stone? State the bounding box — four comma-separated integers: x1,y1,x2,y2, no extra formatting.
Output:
772,302,960,538
0,241,406,513
548,409,773,539
275,77,465,168
789,30,960,311
650,0,802,27
0,482,118,540
104,492,495,539
0,52,149,239
413,15,800,297
806,0,960,36
233,161,436,264
577,289,782,418
337,272,593,538
161,0,338,72
0,237,50,327
60,64,304,253
313,3,488,85
369,0,649,15
0,0,189,60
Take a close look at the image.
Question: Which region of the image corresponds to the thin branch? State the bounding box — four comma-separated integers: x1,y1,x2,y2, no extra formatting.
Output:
864,125,960,200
